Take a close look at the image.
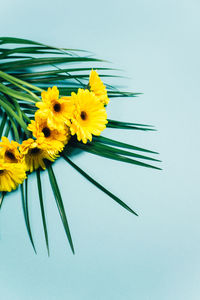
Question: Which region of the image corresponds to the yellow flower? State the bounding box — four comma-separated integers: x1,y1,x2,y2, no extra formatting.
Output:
69,89,107,144
89,70,109,105
35,86,74,130
0,161,26,192
0,137,23,163
27,114,71,149
19,138,59,172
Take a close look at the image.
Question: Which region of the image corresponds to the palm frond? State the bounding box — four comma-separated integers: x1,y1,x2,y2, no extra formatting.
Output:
47,164,74,254
36,170,49,255
0,192,5,208
0,112,8,137
107,119,156,131
0,37,160,254
62,154,138,216
20,179,36,253
69,141,161,170
93,136,159,154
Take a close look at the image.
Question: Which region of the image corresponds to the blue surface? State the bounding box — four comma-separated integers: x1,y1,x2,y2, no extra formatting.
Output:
0,0,200,299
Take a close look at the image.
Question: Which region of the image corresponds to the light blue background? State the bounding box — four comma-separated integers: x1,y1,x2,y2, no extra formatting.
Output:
0,0,200,299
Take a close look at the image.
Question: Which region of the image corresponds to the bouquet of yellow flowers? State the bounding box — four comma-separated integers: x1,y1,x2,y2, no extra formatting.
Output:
0,37,160,254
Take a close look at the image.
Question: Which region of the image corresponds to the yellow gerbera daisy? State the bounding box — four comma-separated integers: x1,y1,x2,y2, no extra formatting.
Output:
19,138,59,172
69,89,107,144
27,114,71,148
0,161,26,192
35,86,74,130
89,70,109,105
0,137,23,163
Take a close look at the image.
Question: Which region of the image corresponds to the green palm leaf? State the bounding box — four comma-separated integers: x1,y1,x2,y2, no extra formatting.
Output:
69,142,161,170
62,154,138,216
36,170,49,255
0,112,8,137
0,192,5,208
93,136,159,154
0,37,160,253
47,164,74,254
20,179,36,253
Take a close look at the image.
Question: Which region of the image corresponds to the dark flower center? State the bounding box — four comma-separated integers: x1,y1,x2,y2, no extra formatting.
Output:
53,103,61,112
30,147,40,155
0,170,4,175
42,127,51,138
80,111,87,120
5,150,17,162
